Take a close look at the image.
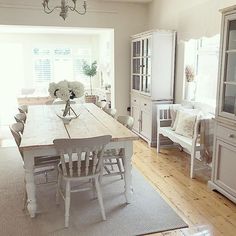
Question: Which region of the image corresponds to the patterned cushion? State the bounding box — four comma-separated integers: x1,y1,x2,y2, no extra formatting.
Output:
175,111,197,138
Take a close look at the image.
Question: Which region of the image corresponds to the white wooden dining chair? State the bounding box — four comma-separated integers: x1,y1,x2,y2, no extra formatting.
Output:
103,116,134,179
9,122,60,209
104,107,117,118
117,116,134,130
14,113,27,124
96,101,107,110
53,135,112,228
18,105,28,114
10,121,24,135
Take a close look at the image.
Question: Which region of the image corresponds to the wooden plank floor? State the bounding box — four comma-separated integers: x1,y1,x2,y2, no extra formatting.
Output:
133,139,236,236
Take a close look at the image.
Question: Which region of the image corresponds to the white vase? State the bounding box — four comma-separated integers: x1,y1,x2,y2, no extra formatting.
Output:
185,82,196,101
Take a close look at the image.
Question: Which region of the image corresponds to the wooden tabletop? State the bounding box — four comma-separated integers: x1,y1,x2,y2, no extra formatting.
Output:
20,103,138,150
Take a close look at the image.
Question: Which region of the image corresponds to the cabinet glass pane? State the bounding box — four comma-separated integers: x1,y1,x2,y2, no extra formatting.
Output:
222,84,236,114
141,76,151,93
132,75,140,90
141,58,151,75
133,41,141,57
145,57,151,75
142,38,151,57
132,59,140,74
227,20,236,50
225,53,236,82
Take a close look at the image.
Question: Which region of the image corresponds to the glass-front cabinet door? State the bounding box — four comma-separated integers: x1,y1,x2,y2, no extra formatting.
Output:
132,40,141,91
132,36,152,94
140,37,152,94
220,15,236,119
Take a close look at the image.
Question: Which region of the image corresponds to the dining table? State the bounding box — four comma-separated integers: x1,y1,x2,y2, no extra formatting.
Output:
20,103,138,218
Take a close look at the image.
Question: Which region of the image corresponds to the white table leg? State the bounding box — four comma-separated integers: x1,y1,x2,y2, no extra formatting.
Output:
124,141,133,203
24,151,37,218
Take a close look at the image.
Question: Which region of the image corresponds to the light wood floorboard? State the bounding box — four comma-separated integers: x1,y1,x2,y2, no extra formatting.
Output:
133,139,236,236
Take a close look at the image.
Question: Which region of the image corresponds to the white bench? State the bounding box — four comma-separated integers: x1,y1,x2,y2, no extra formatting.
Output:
156,102,214,178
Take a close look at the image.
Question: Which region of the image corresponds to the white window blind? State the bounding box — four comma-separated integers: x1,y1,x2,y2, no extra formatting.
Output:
32,46,92,86
33,48,52,83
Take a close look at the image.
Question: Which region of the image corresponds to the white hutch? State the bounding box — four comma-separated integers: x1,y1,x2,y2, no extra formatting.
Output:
130,30,176,146
208,6,236,203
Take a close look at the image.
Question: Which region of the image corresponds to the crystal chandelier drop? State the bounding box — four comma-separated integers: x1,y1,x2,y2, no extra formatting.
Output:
42,0,87,20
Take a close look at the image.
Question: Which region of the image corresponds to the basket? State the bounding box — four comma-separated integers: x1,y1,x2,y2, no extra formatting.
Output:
84,95,98,104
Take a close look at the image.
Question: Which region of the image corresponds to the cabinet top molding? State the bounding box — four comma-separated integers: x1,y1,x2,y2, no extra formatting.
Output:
131,29,176,39
220,5,236,14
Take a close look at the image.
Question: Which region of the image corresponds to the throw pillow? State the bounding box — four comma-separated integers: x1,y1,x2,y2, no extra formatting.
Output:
175,111,197,138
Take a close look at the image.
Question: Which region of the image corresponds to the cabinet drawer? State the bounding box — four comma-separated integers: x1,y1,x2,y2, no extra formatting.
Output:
216,124,236,145
140,97,152,112
131,94,140,105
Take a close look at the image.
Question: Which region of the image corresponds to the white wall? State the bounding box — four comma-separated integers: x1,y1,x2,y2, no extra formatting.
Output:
147,0,236,103
0,0,148,115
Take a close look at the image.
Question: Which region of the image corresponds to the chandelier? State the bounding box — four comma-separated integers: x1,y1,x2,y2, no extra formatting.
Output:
42,0,87,20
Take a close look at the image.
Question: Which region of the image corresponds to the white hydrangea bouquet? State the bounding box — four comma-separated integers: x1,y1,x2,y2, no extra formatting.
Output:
48,80,84,117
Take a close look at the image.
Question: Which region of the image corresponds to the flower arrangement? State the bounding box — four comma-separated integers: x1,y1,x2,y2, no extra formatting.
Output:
48,80,84,117
185,65,195,82
48,80,84,101
82,61,97,95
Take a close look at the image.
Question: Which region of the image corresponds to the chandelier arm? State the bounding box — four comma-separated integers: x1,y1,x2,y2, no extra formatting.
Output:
72,7,86,15
69,1,86,15
43,6,62,14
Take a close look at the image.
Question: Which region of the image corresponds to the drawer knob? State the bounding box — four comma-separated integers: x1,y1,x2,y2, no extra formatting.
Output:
144,103,147,106
134,99,136,102
228,134,235,138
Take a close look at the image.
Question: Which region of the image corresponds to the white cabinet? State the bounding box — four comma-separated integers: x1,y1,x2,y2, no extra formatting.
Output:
208,6,236,204
130,30,176,146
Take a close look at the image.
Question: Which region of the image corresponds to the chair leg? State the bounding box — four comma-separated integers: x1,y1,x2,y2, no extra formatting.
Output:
95,176,106,221
65,181,71,228
157,134,161,153
109,159,114,171
56,173,62,205
91,178,96,199
190,151,195,179
116,158,123,179
104,165,111,175
23,184,28,211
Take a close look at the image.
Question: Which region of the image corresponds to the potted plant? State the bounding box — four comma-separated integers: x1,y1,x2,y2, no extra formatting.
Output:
82,60,98,103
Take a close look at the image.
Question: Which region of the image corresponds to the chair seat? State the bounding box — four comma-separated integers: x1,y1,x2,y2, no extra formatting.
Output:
58,160,100,178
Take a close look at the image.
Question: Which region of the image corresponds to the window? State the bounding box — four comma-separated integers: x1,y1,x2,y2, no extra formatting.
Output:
32,46,92,88
184,35,220,107
33,48,52,84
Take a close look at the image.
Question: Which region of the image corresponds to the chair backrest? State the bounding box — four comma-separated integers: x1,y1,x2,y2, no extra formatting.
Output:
14,113,27,124
117,116,134,130
53,135,112,178
104,108,117,118
11,122,24,134
9,123,24,159
9,123,22,147
18,105,28,114
96,101,107,110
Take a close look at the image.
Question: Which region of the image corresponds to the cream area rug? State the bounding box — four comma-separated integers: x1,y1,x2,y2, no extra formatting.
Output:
0,147,187,236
